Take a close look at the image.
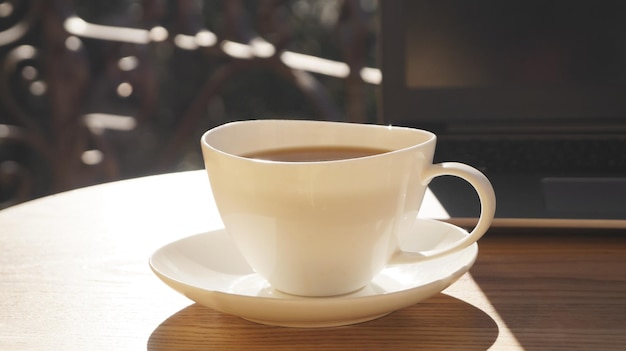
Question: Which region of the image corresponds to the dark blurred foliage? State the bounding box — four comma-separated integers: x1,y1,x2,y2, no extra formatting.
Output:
0,0,379,207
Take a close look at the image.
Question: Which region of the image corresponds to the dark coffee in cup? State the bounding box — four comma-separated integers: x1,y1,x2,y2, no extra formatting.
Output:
244,146,390,162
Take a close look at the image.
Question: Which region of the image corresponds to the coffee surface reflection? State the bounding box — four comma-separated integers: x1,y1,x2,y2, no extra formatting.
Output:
243,146,390,162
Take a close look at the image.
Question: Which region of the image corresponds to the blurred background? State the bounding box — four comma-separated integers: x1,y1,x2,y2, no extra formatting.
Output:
0,0,380,208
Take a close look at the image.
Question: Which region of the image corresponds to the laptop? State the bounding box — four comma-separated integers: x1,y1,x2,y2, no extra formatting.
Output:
380,0,626,228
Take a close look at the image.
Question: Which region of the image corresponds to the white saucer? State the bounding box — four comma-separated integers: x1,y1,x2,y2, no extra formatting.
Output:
149,219,478,328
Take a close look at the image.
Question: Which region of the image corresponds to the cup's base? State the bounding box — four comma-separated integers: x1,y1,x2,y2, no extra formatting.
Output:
272,284,368,298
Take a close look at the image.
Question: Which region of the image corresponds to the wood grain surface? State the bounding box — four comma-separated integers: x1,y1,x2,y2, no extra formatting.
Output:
1,171,625,350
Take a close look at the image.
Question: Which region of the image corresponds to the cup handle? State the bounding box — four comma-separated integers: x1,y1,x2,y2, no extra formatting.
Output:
394,162,496,262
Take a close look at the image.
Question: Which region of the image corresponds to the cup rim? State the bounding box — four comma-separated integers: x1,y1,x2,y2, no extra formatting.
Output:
201,119,437,164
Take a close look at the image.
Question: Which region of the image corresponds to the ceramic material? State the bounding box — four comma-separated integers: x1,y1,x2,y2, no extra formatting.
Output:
200,120,495,296
149,219,478,328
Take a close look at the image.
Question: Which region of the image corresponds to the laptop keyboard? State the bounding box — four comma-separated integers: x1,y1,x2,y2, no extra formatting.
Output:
434,134,626,174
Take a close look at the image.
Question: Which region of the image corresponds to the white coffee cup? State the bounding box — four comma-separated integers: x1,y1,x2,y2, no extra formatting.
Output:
201,120,495,297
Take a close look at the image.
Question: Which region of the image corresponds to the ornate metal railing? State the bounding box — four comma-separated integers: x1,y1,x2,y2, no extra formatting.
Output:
0,0,379,208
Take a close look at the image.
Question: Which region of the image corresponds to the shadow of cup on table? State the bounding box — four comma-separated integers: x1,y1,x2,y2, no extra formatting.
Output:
148,293,499,351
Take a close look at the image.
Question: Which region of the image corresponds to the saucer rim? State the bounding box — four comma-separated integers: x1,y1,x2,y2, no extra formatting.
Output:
149,219,478,326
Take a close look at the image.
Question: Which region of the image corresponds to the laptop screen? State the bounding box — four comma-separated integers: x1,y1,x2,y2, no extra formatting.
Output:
381,0,626,130
380,0,626,226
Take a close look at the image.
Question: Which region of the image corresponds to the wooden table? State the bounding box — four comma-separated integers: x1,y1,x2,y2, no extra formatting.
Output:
1,170,625,350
